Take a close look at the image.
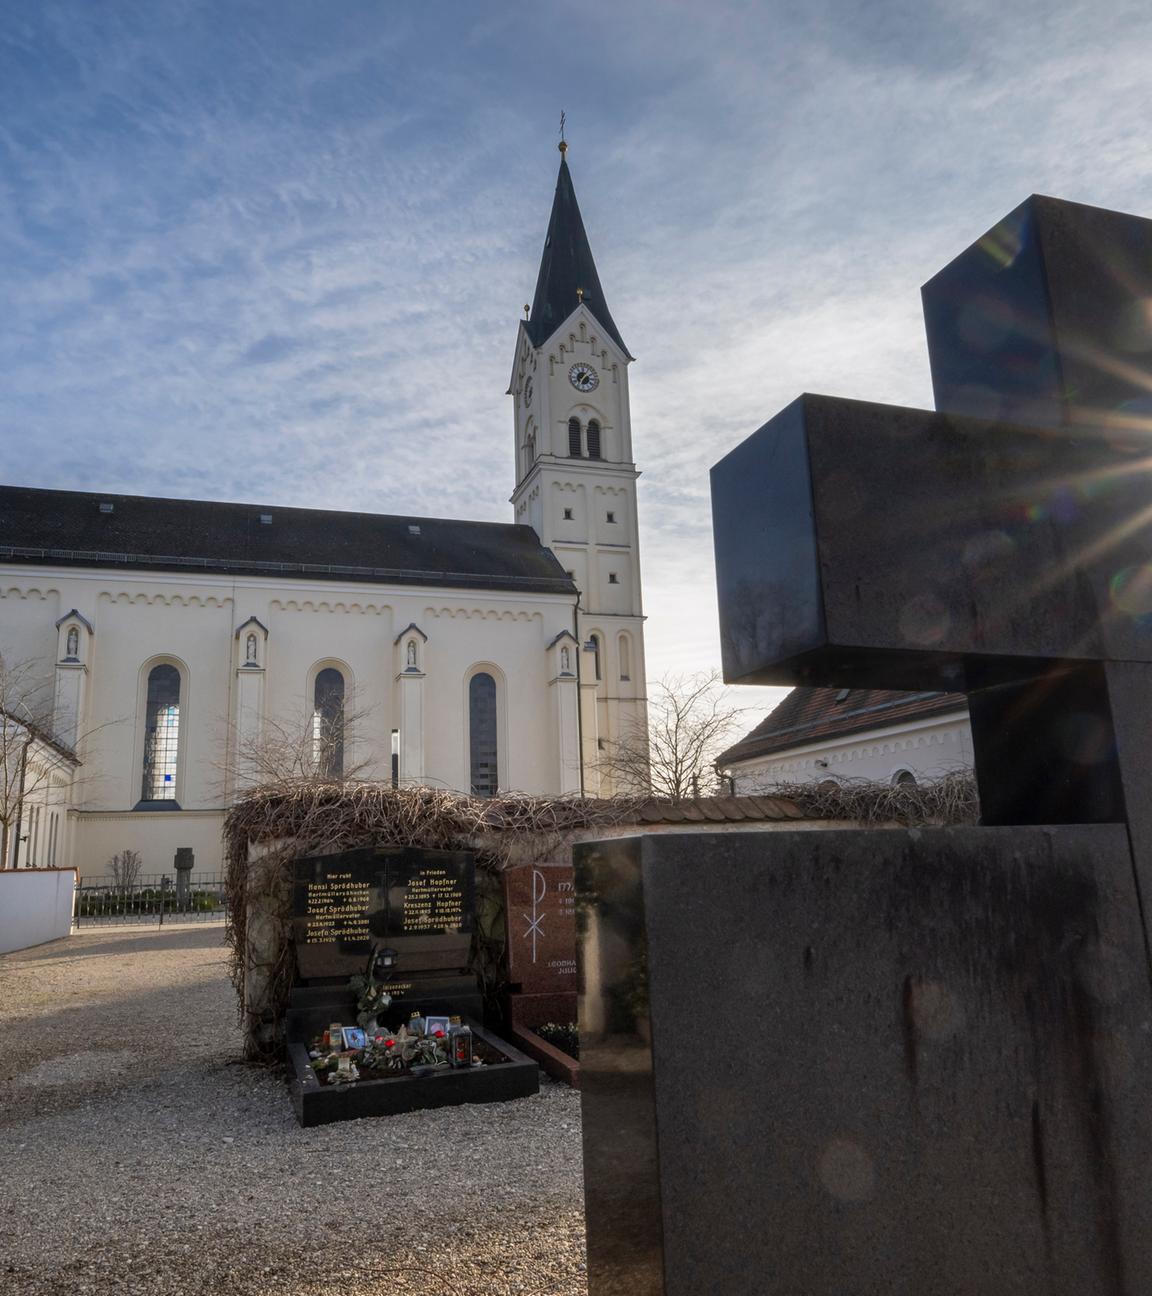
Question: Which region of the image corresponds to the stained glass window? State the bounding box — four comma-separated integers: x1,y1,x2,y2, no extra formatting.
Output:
142,664,180,800
312,668,345,778
469,672,498,797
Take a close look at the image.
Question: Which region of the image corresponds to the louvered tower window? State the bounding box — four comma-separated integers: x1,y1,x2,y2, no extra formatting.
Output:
568,417,582,457
587,419,602,459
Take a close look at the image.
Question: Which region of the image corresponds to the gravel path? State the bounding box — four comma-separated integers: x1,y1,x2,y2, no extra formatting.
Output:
0,924,588,1295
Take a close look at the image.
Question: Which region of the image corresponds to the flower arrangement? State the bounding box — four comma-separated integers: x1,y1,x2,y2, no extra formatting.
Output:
535,1021,579,1059
308,1017,464,1085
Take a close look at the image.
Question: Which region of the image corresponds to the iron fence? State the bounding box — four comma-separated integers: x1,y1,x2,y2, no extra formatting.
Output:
74,872,228,926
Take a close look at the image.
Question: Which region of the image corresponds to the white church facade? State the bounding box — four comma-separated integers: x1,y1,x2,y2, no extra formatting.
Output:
0,144,647,876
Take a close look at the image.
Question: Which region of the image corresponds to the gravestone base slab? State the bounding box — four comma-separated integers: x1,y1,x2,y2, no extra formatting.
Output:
287,1007,538,1127
576,827,1152,1296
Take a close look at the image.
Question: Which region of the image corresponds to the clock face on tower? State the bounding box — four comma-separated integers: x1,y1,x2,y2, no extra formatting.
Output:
568,362,599,393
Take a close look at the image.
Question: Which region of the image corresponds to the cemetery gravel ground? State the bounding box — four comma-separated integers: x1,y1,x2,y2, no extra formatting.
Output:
0,924,587,1296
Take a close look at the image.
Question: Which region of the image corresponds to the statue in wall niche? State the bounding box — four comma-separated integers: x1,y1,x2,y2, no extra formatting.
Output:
66,627,79,658
246,633,258,664
561,645,571,673
407,640,418,668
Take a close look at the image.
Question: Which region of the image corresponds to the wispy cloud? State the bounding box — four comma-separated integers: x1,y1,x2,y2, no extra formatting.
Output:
1,0,1152,720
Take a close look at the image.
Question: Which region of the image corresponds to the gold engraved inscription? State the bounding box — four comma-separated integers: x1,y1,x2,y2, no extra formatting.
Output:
401,867,465,934
303,871,371,945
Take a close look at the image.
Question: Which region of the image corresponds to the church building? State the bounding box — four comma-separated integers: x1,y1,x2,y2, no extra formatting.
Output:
0,144,647,875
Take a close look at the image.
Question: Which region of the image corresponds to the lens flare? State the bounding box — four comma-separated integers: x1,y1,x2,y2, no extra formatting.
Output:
977,215,1025,270
899,593,950,646
1109,564,1152,619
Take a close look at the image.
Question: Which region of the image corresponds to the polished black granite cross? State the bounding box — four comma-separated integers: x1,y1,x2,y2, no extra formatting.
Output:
576,196,1152,1296
713,195,1152,910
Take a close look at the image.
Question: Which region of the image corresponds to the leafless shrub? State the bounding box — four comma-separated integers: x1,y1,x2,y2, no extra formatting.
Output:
109,848,143,889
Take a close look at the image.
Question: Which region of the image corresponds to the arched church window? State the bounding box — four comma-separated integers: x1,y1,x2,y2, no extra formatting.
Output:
469,672,499,797
587,419,602,460
141,664,181,801
590,634,602,682
568,417,582,457
312,668,346,779
618,633,631,682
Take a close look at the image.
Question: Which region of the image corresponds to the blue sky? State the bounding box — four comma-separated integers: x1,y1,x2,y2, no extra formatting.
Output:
4,0,1152,707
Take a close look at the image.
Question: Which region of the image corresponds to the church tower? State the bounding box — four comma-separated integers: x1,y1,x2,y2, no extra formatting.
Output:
509,141,648,795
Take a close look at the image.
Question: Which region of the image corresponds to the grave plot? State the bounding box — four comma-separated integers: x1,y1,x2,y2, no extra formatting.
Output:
286,846,537,1126
502,861,580,1086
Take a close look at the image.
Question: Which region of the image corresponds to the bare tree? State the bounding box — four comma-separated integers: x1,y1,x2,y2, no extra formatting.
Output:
218,689,381,796
598,670,749,802
0,655,76,869
0,654,123,869
109,848,143,889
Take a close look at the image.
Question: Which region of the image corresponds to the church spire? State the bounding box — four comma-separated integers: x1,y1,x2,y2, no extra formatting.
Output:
526,145,632,359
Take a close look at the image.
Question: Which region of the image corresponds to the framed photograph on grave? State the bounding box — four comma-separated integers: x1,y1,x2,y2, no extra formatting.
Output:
341,1027,367,1050
424,1015,451,1038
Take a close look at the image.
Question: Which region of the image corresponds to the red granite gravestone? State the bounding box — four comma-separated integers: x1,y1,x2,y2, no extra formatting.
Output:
502,862,580,1085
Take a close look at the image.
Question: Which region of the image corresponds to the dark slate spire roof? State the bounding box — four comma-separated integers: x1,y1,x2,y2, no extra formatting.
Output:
0,484,576,596
526,151,632,359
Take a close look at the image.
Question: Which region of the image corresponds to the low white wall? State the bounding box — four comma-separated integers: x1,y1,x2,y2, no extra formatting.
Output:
0,868,77,954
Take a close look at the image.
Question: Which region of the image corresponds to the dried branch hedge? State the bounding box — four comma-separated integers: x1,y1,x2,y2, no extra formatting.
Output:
222,775,978,1056
760,771,980,827
222,784,643,1053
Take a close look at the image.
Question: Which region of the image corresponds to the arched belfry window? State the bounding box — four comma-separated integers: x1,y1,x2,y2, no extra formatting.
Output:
587,419,602,460
141,664,181,801
312,668,346,779
618,633,632,681
568,417,582,457
469,672,499,797
590,634,603,682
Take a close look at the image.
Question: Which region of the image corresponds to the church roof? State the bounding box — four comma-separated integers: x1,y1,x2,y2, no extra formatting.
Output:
526,153,632,359
0,484,576,596
716,687,969,768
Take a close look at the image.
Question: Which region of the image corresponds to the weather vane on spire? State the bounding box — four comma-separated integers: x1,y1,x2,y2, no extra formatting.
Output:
558,110,568,155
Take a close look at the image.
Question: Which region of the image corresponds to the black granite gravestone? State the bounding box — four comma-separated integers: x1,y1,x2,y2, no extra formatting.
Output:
288,846,481,1026
577,195,1152,1295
